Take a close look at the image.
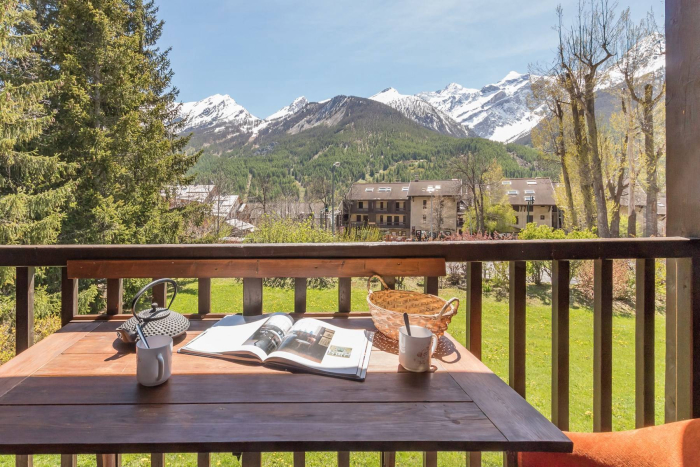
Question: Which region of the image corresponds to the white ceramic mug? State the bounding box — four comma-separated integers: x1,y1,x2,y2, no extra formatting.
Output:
399,325,438,372
136,335,173,387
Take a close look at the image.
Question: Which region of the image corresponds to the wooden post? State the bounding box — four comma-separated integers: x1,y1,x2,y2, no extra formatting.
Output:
197,453,211,467
241,452,261,467
552,260,570,431
243,278,263,316
337,452,350,467
380,451,395,467
424,276,439,295
96,454,121,467
198,278,211,314
666,0,700,420
636,259,656,428
61,268,78,327
106,278,123,315
666,258,678,422
60,454,77,467
152,279,166,307
422,451,437,467
465,262,483,467
294,278,307,313
15,456,32,467
15,267,34,355
382,276,396,290
151,453,165,467
338,277,351,313
293,452,305,467
593,259,613,432
509,261,526,398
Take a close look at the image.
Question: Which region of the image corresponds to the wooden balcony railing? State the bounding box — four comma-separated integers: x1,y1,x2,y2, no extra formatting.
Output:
2,237,700,467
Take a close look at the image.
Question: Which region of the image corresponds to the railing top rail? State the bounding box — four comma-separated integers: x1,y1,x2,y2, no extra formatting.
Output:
0,237,697,267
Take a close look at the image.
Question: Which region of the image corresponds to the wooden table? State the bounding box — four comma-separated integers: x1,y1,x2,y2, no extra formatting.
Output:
0,314,572,460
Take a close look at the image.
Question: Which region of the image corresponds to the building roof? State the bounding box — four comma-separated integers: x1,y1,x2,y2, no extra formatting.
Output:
347,180,462,201
211,194,240,218
501,178,556,206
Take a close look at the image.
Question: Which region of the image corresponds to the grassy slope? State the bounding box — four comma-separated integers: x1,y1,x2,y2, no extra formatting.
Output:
1,279,665,467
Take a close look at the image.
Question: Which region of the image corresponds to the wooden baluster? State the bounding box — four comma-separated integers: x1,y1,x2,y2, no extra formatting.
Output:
382,276,396,290
422,451,437,467
509,261,526,397
197,453,210,467
593,259,613,432
691,256,700,419
673,258,695,420
293,452,305,467
337,451,350,467
338,277,351,313
636,259,656,428
198,278,211,314
241,452,261,467
552,260,570,431
295,278,307,313
61,267,78,327
423,276,439,295
106,278,123,315
665,258,678,423
152,278,167,307
60,454,77,467
466,261,482,467
15,267,34,355
96,454,121,467
243,278,263,316
380,451,395,467
15,456,32,467
151,453,165,467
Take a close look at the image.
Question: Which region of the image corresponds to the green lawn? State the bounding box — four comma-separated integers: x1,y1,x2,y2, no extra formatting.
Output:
1,278,666,467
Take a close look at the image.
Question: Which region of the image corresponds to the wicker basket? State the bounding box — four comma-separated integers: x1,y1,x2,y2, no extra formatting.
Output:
367,275,459,340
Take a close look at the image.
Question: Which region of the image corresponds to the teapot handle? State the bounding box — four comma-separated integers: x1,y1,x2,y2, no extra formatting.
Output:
130,278,179,317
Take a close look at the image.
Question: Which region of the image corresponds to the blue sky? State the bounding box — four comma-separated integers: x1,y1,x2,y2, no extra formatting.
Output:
158,0,664,118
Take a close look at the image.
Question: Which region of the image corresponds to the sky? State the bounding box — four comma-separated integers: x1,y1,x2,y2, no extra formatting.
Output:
158,0,664,119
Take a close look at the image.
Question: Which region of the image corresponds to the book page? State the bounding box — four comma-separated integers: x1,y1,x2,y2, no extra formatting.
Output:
267,318,372,376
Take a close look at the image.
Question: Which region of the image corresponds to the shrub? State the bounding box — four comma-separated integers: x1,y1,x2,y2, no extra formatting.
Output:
576,260,635,302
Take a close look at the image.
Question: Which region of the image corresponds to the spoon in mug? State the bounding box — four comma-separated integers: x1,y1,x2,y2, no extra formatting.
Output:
403,313,411,336
136,322,150,349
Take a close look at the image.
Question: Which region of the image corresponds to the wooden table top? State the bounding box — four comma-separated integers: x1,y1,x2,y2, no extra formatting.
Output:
0,314,572,455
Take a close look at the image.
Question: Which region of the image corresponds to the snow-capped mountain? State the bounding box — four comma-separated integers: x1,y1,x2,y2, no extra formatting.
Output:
265,96,309,122
369,88,471,137
417,72,543,143
179,94,262,133
598,33,665,90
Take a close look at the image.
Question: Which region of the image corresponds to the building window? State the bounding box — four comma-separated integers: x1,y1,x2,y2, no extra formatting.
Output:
515,216,519,224
540,215,545,220
356,215,361,222
379,215,383,223
363,215,368,222
423,215,427,221
396,202,400,210
358,201,364,209
423,200,427,209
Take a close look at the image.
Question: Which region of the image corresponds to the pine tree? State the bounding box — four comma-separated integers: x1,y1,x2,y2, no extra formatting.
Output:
38,0,199,244
0,0,72,250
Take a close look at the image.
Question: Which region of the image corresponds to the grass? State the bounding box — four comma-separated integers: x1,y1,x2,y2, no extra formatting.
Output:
0,278,666,467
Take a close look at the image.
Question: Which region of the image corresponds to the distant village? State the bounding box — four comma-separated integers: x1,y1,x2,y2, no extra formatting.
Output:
163,177,666,241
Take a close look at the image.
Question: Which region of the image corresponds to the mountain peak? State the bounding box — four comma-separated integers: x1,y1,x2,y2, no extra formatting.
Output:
265,96,309,122
500,71,526,82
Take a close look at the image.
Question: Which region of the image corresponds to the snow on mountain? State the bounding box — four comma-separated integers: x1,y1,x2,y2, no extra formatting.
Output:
179,94,262,135
417,72,544,143
265,96,309,122
598,33,665,90
369,87,470,137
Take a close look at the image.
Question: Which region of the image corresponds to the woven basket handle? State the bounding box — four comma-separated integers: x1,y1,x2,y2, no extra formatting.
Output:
438,297,460,318
366,274,389,294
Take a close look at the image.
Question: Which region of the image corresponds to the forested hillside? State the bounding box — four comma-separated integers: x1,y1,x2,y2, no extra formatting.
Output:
189,96,557,201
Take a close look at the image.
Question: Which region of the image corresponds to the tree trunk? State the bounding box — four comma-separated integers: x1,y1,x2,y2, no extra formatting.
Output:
569,96,596,230
583,78,610,237
642,84,658,237
555,102,578,228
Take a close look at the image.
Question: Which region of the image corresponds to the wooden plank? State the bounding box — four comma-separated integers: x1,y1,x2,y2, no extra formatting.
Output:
151,453,165,467
60,454,77,467
152,279,166,307
337,451,349,467
422,451,437,467
61,268,78,327
15,267,35,354
0,321,100,400
294,278,307,313
380,451,395,467
338,277,351,313
293,452,305,467
3,238,699,267
635,259,655,428
15,455,32,467
106,278,123,315
198,278,211,314
693,256,700,420
551,260,570,431
96,454,120,467
424,276,439,295
67,258,447,279
466,262,482,360
666,258,678,422
593,259,613,432
197,453,210,467
509,261,526,398
241,452,261,467
675,258,693,420
243,278,263,315
0,402,513,455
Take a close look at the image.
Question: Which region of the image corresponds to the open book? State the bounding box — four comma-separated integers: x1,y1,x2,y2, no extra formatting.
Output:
179,314,374,381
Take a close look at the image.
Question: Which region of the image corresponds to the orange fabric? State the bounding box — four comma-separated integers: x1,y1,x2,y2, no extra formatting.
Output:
519,419,700,467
